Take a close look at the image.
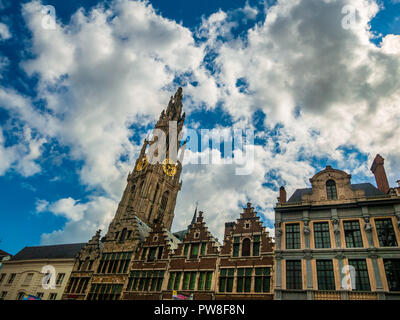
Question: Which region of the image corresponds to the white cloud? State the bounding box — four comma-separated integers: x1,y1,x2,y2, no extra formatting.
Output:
39,196,117,244
0,22,10,40
3,0,400,245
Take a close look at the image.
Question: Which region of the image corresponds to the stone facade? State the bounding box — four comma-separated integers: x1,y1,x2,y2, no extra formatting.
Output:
0,243,85,300
63,87,185,300
274,155,400,300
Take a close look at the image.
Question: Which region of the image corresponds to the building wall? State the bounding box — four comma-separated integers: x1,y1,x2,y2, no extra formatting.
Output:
275,166,400,300
0,259,74,300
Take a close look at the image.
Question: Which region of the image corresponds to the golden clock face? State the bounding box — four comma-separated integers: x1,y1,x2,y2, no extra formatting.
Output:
162,158,177,177
136,156,148,172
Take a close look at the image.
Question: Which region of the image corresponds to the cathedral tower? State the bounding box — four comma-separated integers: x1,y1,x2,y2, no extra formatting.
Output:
107,87,185,237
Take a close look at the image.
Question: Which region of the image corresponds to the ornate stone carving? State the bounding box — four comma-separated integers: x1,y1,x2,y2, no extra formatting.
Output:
334,251,345,260
275,222,282,238
303,220,311,235
363,217,373,233
332,218,340,234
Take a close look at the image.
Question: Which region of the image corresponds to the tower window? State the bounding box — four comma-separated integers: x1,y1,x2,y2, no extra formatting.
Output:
120,228,127,241
241,238,251,256
159,191,169,217
326,180,337,200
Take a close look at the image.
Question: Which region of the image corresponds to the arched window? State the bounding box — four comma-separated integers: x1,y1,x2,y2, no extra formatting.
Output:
139,180,145,196
153,184,159,202
242,238,251,256
326,180,337,200
120,228,127,241
160,191,169,212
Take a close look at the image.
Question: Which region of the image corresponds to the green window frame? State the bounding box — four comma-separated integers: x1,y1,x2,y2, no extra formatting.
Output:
205,272,212,290
236,268,244,292
183,244,189,257
255,267,271,293
219,269,227,292
286,223,300,249
314,222,331,248
201,243,207,256
174,272,182,290
198,272,206,290
344,220,363,248
233,237,240,257
190,243,199,259
219,269,234,292
167,272,176,291
286,260,302,290
253,235,260,256
244,268,252,292
348,259,371,291
375,218,398,247
316,260,335,290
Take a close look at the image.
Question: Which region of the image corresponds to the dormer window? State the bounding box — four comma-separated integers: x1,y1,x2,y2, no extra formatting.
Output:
194,232,199,239
326,180,337,200
245,222,250,229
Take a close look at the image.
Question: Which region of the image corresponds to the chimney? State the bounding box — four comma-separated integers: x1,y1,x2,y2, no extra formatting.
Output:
279,186,287,203
370,154,390,194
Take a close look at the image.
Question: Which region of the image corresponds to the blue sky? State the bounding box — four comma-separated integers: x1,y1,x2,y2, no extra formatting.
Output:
0,0,399,254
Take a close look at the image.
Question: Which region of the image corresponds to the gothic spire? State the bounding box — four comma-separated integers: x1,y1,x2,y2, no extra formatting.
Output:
188,202,198,229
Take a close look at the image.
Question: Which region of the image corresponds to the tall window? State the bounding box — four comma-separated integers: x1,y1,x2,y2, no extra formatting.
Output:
314,222,331,248
167,272,182,291
0,274,5,285
384,259,400,291
200,243,207,256
120,228,127,241
241,238,251,256
97,252,132,274
286,223,300,249
233,237,240,257
236,268,252,293
87,284,123,300
190,243,200,259
344,220,363,248
182,272,197,290
148,247,157,262
348,259,370,291
219,269,234,292
197,272,213,291
159,191,169,216
316,260,335,290
253,235,260,256
58,273,69,286
23,273,34,285
7,274,16,284
375,219,398,247
286,260,302,290
326,180,337,200
254,267,271,293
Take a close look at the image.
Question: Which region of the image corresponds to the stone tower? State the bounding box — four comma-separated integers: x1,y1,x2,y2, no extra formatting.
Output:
106,87,185,241
62,88,186,300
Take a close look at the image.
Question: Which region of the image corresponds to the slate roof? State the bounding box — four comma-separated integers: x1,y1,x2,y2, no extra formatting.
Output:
172,229,188,241
0,249,11,257
10,243,86,261
287,183,385,203
134,215,152,242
